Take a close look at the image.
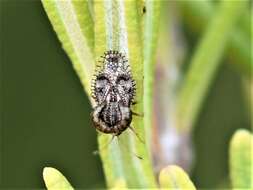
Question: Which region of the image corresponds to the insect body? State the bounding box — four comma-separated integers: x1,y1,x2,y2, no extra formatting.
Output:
91,50,136,136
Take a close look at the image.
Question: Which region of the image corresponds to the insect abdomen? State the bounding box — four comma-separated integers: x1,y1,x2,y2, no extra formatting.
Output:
102,103,122,127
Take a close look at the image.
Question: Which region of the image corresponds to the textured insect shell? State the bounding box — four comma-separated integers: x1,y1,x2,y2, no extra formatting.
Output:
92,56,134,105
91,50,136,135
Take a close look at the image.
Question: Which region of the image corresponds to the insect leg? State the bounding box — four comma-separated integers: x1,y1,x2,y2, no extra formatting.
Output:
93,134,116,155
116,136,143,160
129,126,145,144
132,111,144,117
132,101,138,105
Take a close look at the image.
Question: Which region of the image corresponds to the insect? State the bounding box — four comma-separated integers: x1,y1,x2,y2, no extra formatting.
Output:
91,50,136,136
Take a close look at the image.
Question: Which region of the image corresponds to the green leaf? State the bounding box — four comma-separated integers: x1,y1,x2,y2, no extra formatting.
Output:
159,165,196,189
176,0,248,131
43,167,74,190
229,129,252,189
94,0,157,188
41,0,160,188
143,0,161,155
179,1,251,76
41,0,95,103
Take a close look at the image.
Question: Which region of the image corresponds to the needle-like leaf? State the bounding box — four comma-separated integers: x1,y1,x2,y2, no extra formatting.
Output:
176,0,248,131
159,165,196,189
43,167,74,190
94,0,157,188
230,129,252,189
41,0,95,103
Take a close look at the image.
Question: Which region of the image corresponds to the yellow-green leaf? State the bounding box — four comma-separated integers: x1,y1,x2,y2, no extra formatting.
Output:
43,167,74,190
41,0,95,103
159,165,196,189
230,129,252,189
94,0,157,188
176,0,248,131
179,1,251,76
143,0,161,155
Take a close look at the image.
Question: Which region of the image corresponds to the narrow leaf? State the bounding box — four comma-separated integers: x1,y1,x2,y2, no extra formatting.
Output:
230,129,252,189
179,1,251,76
94,0,157,188
143,0,161,155
176,0,248,131
159,165,196,189
41,0,95,102
43,167,74,190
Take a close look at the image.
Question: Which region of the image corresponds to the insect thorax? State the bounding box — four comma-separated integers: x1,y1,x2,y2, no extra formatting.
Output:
92,50,135,107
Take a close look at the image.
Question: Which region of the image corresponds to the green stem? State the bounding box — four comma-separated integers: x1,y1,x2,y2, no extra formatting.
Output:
176,0,248,131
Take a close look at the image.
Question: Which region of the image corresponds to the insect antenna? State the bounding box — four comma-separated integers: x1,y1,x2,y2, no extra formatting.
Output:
93,134,116,155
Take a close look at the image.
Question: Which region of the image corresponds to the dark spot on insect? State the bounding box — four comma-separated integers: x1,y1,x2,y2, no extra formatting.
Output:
111,57,118,62
143,6,146,14
91,50,136,136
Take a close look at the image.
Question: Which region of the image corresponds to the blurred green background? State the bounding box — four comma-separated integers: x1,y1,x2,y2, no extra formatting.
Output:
0,1,251,189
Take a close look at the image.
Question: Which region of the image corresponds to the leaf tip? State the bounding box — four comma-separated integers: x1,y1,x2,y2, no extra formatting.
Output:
230,129,251,146
159,165,196,190
229,129,252,188
43,167,60,187
43,167,73,190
